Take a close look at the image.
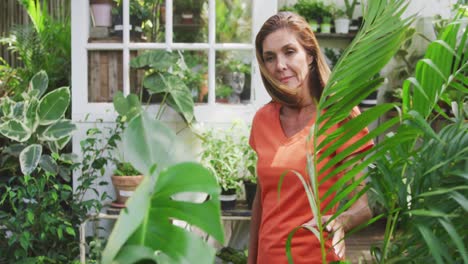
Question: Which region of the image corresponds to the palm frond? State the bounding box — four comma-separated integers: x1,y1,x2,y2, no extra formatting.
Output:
296,0,414,262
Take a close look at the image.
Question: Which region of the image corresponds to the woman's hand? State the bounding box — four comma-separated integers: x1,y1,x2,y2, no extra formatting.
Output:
304,215,346,258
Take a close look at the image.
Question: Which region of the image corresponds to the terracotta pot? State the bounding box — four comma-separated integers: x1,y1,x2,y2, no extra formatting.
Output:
111,175,144,204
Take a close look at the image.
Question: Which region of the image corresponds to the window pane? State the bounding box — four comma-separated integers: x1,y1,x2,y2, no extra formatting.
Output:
89,0,122,43
88,50,123,102
216,50,252,104
216,0,252,43
131,0,166,43
129,50,208,104
173,0,208,43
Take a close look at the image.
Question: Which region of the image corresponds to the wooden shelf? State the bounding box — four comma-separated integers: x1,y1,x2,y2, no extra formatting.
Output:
315,32,357,39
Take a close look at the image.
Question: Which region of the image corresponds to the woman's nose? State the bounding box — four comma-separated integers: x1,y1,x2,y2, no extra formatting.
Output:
276,56,287,71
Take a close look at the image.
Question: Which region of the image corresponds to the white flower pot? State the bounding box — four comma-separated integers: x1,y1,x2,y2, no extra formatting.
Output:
91,3,113,27
335,18,350,34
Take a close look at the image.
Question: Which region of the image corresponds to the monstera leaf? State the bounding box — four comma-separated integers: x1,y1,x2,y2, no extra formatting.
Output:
101,114,224,264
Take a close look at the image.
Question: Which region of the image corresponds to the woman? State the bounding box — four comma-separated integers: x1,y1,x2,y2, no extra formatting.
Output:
248,12,373,263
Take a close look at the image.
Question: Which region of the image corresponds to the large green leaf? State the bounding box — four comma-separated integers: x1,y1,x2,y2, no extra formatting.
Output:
122,113,191,176
39,119,76,141
37,86,70,125
403,15,468,117
102,114,224,264
23,97,39,131
144,73,195,124
129,50,177,71
113,91,142,122
0,119,32,142
19,144,42,175
29,70,48,98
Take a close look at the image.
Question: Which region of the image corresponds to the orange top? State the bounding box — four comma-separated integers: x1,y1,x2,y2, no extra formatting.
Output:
249,102,373,264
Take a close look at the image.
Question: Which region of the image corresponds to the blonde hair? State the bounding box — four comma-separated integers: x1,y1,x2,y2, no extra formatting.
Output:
255,12,331,107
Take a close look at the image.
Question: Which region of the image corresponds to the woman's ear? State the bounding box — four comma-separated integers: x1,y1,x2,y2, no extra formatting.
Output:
308,55,314,68
308,55,314,66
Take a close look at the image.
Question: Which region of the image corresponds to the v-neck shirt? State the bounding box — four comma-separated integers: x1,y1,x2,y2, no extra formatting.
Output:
249,102,373,264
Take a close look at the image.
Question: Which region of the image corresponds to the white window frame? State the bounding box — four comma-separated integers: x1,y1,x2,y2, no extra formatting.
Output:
71,0,276,124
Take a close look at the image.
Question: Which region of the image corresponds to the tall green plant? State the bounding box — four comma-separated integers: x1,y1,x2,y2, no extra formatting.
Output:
283,0,413,263
101,113,224,263
0,0,71,94
0,72,104,263
367,8,468,263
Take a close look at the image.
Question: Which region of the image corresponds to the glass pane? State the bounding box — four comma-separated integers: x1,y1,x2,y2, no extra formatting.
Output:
131,0,166,43
173,0,208,43
216,50,252,104
88,50,123,102
216,0,252,43
89,0,122,43
129,50,208,104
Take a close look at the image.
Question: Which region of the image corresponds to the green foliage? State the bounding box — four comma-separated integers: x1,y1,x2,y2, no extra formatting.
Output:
0,71,75,175
130,50,195,124
215,0,251,43
101,113,224,263
283,1,414,263
0,72,105,263
200,121,256,190
324,48,345,69
344,0,358,19
293,0,332,23
215,84,233,99
0,58,24,98
367,10,468,263
216,246,248,264
0,0,71,94
369,119,468,263
113,162,141,176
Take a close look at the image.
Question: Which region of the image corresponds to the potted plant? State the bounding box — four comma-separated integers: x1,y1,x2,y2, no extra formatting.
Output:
175,0,196,24
309,18,319,32
111,162,143,205
240,128,257,210
90,0,114,27
200,123,246,210
333,6,351,34
111,0,151,38
320,16,333,33
293,0,324,24
215,83,233,103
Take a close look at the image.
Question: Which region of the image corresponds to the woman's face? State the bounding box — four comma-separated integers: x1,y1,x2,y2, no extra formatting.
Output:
262,29,313,91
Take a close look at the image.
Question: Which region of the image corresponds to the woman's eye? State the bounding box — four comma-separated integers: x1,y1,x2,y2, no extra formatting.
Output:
264,56,274,62
286,49,295,55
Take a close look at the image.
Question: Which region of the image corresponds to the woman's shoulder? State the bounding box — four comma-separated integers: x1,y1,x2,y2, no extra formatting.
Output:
253,101,279,121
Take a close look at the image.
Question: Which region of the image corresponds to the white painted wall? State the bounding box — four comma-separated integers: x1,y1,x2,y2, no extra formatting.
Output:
278,0,458,19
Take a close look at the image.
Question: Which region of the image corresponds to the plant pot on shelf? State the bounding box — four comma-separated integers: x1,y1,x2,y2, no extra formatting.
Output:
111,175,144,205
320,23,332,34
309,20,319,32
90,0,114,27
243,181,257,210
181,12,194,24
359,91,378,109
335,18,351,34
220,188,237,210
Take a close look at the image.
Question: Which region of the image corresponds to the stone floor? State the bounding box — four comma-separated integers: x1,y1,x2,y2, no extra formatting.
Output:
345,220,386,263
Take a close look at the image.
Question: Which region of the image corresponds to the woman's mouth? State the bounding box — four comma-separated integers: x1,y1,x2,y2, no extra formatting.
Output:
279,76,293,83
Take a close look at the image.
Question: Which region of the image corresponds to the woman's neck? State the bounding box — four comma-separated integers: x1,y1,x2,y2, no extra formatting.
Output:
280,102,316,118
